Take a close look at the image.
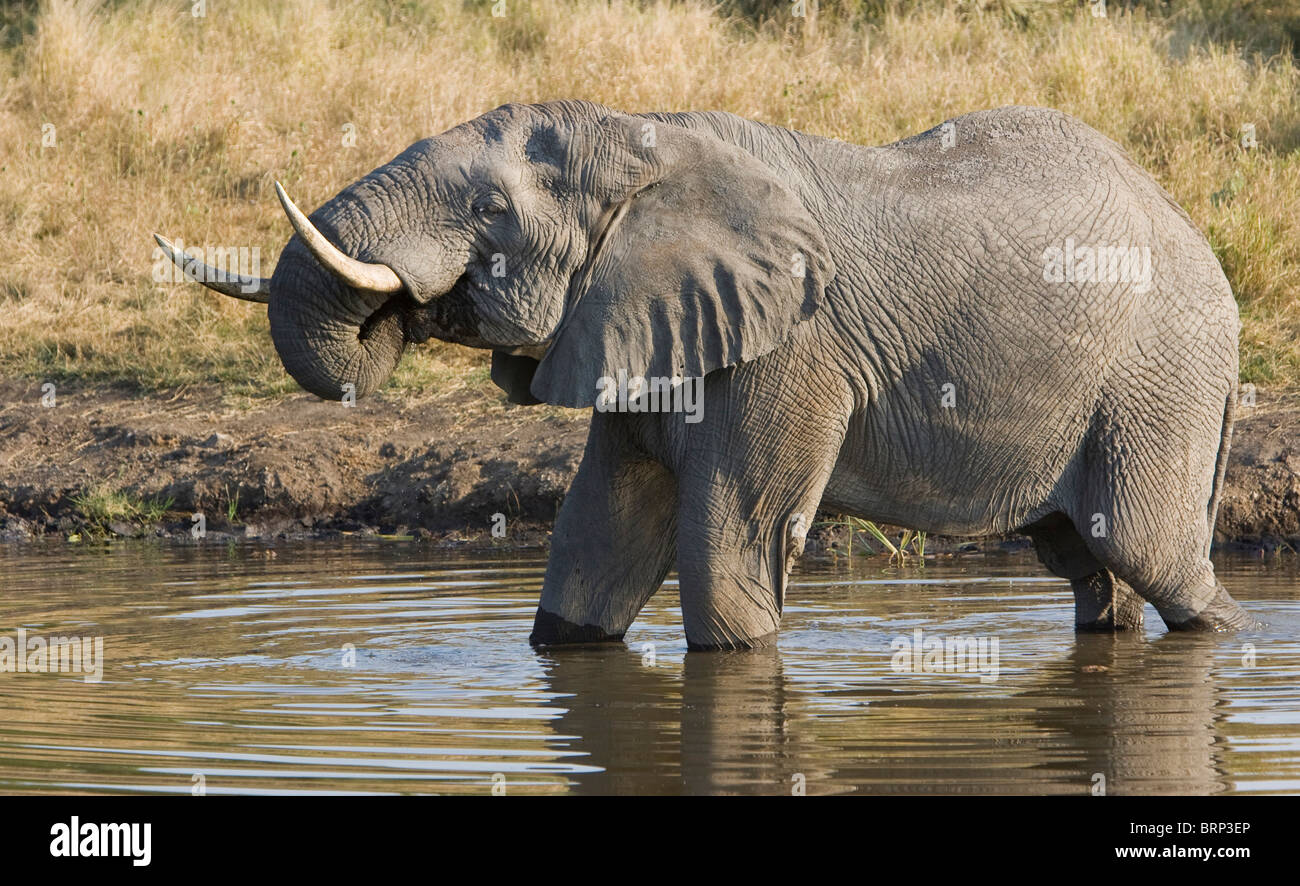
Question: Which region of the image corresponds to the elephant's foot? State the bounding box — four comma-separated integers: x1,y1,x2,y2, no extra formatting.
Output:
686,629,779,652
529,607,626,647
1072,570,1145,633
1162,584,1259,632
678,565,784,652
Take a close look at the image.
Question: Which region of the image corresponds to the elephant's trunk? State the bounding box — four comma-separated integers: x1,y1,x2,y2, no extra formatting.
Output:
268,237,407,401
155,180,460,401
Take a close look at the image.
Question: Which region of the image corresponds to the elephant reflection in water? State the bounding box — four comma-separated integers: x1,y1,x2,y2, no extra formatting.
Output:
536,633,1228,795
537,645,831,796
1037,633,1228,796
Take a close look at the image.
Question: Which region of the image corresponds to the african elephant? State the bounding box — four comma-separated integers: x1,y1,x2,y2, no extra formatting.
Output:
156,100,1255,650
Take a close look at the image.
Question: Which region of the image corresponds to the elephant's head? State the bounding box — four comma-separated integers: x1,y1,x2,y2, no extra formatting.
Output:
156,101,833,406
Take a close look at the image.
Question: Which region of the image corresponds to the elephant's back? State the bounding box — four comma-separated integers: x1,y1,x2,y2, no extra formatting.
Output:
859,104,1237,367
881,106,1153,194
878,105,1229,303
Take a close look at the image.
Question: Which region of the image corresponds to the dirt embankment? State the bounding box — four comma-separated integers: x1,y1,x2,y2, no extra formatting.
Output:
0,379,587,546
0,379,1296,552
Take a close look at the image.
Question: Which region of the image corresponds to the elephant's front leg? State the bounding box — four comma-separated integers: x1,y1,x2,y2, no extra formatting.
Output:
674,365,850,650
529,413,678,646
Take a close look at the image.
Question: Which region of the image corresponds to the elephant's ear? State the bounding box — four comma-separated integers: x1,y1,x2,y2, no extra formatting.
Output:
529,115,834,408
491,351,542,405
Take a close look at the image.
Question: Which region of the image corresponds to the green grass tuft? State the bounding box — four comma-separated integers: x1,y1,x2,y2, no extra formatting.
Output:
823,515,928,564
71,481,174,535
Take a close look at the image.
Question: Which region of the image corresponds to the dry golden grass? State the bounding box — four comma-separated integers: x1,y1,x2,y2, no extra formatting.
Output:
1,0,1298,396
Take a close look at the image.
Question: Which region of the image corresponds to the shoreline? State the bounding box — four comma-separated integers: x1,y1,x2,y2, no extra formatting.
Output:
1,379,1298,554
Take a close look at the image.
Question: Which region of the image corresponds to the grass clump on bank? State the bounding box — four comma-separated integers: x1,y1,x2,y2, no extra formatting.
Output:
70,480,173,536
822,514,928,563
1,0,1298,397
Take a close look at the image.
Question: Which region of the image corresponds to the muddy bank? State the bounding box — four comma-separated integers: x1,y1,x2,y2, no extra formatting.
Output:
0,378,587,547
0,379,1296,553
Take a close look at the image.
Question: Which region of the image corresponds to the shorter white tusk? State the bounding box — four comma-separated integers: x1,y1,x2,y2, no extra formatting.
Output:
274,181,403,293
152,234,270,303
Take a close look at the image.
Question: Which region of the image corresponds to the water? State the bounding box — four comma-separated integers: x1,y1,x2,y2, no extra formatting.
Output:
0,542,1297,795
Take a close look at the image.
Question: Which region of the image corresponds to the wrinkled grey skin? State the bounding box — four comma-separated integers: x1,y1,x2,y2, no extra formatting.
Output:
264,100,1254,650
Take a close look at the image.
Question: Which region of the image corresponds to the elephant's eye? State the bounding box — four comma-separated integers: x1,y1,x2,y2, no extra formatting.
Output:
473,195,508,219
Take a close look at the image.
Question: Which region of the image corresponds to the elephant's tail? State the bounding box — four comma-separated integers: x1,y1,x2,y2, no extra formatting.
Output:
1205,383,1236,559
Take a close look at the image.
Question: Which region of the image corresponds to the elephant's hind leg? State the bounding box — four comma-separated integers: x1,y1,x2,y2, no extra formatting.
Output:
1089,530,1254,633
1024,514,1146,631
529,414,678,647
1068,392,1255,632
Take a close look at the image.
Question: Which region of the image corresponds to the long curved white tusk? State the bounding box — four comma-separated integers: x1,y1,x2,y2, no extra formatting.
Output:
274,181,403,293
152,234,271,303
